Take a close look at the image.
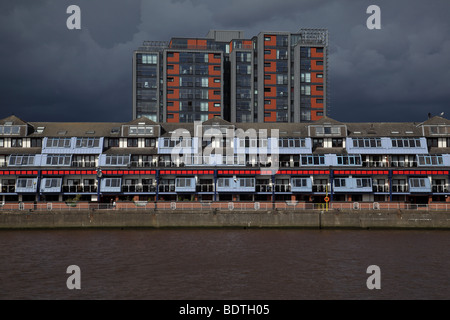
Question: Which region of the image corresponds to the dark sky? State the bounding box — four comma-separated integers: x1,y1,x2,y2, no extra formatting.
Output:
1,0,449,123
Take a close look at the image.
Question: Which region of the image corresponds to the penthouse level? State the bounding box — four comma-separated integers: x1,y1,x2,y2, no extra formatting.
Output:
0,114,449,205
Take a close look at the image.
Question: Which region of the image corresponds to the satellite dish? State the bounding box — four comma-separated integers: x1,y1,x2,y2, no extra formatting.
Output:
440,112,445,116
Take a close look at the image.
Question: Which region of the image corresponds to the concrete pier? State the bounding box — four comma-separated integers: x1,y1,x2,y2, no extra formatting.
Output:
1,209,450,229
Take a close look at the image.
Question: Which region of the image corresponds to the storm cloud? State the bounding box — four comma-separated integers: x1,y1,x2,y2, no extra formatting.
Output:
0,0,449,123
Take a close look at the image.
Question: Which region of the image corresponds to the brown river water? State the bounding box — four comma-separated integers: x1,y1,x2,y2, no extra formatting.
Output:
0,229,449,300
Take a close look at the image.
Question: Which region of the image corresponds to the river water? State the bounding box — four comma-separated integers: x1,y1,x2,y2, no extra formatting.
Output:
0,229,449,300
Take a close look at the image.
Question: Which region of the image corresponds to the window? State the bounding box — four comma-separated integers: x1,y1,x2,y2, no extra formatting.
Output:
292,178,308,188
145,138,156,147
301,154,325,165
316,61,324,66
107,138,119,147
8,155,35,166
167,64,174,70
75,138,101,148
417,155,444,166
392,138,421,148
332,138,343,147
11,138,22,147
316,86,323,91
45,138,71,148
316,48,324,53
142,54,157,64
352,138,382,148
239,178,255,188
46,155,71,166
312,138,323,148
104,178,121,188
30,138,42,148
16,178,35,189
105,155,130,166
356,178,372,188
316,98,323,104
409,178,426,188
264,50,271,55
44,178,61,188
300,85,311,95
0,138,3,147
127,138,138,147
301,73,311,83
264,36,271,41
129,125,154,135
337,155,362,166
218,178,231,187
176,178,193,188
317,73,323,78
334,178,346,188
0,125,21,135
278,138,306,148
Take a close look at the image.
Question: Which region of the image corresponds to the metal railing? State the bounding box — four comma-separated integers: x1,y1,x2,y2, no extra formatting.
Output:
1,201,449,212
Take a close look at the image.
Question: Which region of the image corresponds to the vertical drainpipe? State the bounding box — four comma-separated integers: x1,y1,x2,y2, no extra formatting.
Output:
329,168,334,202
388,170,393,202
155,170,160,202
271,174,275,206
96,168,102,203
213,169,217,201
36,169,41,202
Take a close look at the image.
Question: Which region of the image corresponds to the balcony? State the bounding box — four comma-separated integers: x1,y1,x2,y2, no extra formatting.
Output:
122,184,156,193
362,161,387,168
432,185,449,193
158,184,176,193
256,185,272,193
372,185,389,193
196,184,214,192
129,161,157,168
389,161,418,168
71,161,97,168
274,184,291,193
62,185,97,193
392,185,408,193
1,185,16,193
312,185,328,193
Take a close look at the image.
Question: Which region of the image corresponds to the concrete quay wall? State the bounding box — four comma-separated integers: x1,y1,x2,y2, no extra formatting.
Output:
1,209,450,229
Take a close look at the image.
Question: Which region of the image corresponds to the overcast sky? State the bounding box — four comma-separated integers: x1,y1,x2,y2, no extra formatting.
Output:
1,0,449,123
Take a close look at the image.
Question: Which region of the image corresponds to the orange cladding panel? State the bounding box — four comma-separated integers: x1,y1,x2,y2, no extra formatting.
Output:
167,76,180,87
311,48,324,58
311,60,324,70
167,52,179,63
311,72,324,83
263,35,276,47
209,65,221,75
311,85,324,96
264,74,276,85
167,64,179,75
209,53,221,64
209,77,221,88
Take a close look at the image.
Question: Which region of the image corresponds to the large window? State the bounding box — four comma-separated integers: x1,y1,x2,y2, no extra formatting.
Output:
142,54,158,64
356,178,372,188
16,178,35,189
417,155,444,166
105,155,130,166
0,125,21,135
44,178,62,188
391,138,421,148
352,138,382,148
46,155,71,166
301,155,325,166
278,138,306,148
292,178,308,188
75,138,101,148
336,155,361,166
129,126,154,135
11,138,22,147
104,178,121,188
45,138,71,148
8,155,35,166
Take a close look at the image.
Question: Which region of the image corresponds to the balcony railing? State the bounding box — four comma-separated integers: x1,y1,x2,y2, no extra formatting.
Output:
312,185,328,193
196,184,214,192
274,184,291,192
122,184,156,193
256,185,273,192
372,185,389,193
71,161,97,168
392,185,408,193
432,185,449,193
158,184,176,192
129,161,157,168
389,161,418,168
1,186,16,193
62,185,97,193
